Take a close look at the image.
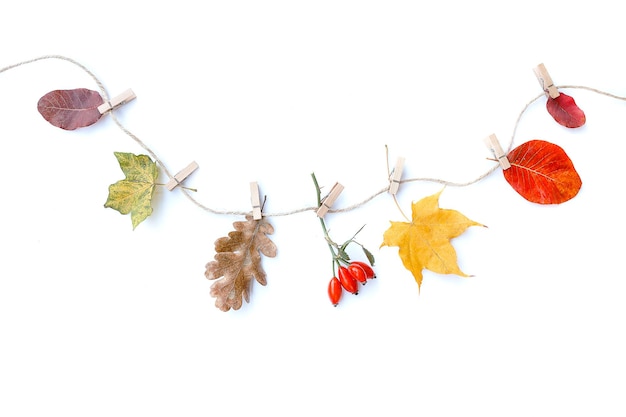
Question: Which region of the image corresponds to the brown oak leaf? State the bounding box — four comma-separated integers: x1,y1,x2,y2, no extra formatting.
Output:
205,215,277,311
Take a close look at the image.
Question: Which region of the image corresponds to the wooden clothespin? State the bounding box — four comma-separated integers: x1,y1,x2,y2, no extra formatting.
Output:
483,134,511,170
250,182,262,220
98,89,137,114
316,182,344,218
166,161,199,191
533,63,560,99
388,157,405,195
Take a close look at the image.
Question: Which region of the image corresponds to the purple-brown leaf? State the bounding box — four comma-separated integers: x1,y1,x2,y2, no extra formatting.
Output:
37,88,104,130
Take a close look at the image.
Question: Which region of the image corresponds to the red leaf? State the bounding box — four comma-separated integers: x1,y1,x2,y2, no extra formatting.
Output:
546,93,586,128
503,140,582,204
37,88,104,130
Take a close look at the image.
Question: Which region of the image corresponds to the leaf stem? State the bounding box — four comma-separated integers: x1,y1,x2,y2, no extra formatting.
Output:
393,195,410,222
155,183,198,192
386,146,410,222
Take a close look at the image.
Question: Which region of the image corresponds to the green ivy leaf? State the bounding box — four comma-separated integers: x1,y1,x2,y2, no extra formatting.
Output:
104,152,159,229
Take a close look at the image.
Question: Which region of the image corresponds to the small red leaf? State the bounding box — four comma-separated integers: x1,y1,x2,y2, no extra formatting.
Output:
503,140,582,204
37,88,104,130
546,93,586,128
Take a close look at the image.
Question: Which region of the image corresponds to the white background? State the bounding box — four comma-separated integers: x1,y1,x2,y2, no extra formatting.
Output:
1,1,625,416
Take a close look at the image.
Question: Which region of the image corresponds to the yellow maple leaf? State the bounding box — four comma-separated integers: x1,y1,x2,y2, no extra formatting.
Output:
381,189,484,290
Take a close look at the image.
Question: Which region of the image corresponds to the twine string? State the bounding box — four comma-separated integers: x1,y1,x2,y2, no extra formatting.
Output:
3,55,626,218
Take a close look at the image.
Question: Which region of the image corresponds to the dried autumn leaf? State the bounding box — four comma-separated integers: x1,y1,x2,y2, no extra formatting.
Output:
503,140,582,204
104,152,159,229
205,216,277,312
37,88,104,130
546,92,586,128
381,189,484,290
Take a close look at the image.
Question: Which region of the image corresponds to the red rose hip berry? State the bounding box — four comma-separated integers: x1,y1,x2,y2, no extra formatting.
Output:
338,266,359,295
328,277,343,306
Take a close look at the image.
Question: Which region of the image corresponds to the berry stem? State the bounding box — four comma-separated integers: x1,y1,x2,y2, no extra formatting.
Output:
312,172,343,275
